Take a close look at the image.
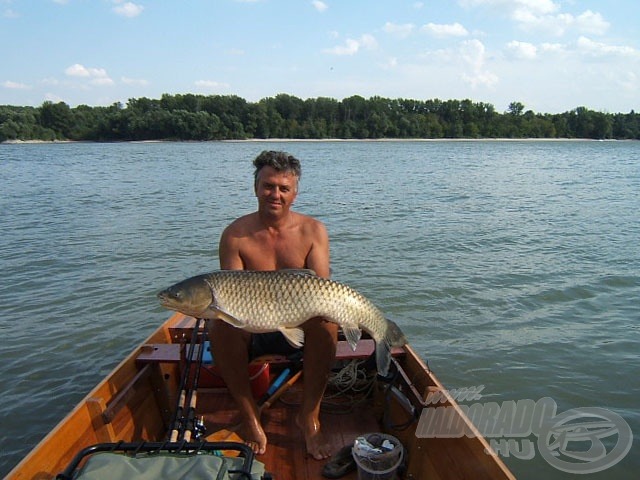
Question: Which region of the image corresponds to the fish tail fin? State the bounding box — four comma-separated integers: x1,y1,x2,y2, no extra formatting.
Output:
385,319,407,348
376,319,406,376
375,342,392,377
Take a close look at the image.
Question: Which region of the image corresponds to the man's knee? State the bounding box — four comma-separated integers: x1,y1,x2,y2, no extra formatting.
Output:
303,318,338,337
210,319,251,347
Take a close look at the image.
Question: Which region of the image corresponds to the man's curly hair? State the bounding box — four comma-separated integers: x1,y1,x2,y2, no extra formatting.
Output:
253,151,301,190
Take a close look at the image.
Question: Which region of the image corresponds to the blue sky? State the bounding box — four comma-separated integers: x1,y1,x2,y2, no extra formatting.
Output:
1,0,639,113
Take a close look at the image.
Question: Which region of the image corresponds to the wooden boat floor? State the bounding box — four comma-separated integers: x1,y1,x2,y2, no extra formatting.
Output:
199,382,377,480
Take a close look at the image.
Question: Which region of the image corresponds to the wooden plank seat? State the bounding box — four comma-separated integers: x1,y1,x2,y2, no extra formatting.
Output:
136,344,181,364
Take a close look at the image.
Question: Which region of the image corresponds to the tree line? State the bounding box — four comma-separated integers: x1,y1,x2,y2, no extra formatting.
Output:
1,93,639,142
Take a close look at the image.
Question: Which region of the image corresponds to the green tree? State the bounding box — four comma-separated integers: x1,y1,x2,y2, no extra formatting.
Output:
39,101,73,139
2,94,639,142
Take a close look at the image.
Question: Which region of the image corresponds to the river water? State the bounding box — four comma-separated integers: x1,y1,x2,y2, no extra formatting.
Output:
1,140,638,478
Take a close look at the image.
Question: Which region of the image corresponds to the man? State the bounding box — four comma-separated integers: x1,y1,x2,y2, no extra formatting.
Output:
209,150,338,460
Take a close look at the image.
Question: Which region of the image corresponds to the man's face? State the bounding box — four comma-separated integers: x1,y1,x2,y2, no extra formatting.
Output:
255,166,298,215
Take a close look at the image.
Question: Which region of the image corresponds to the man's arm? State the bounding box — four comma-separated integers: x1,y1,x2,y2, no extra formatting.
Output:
219,224,244,270
305,220,330,279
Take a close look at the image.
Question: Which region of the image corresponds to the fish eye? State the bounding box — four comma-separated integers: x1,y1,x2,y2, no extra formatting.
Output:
166,288,181,300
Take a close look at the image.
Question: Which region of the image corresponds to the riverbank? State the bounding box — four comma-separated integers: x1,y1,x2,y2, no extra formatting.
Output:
2,137,632,145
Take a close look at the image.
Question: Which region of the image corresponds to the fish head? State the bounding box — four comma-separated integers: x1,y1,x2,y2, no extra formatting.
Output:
157,274,215,318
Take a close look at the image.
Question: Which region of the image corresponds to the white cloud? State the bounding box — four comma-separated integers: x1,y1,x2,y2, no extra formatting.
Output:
540,42,564,54
459,1,609,37
383,22,415,38
459,39,498,88
576,36,638,58
515,11,608,37
503,36,637,64
65,64,106,78
112,1,144,18
326,38,359,55
422,22,469,38
421,38,498,89
459,0,558,16
506,40,537,60
575,10,610,36
311,1,327,13
65,64,114,86
511,0,559,20
2,80,31,89
517,12,572,36
324,34,378,56
91,77,115,86
459,39,485,71
463,69,499,89
65,64,92,77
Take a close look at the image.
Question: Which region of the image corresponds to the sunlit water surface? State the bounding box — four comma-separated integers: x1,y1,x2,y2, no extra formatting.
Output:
1,140,638,479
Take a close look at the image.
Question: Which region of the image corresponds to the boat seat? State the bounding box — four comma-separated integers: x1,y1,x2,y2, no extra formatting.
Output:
243,339,405,366
336,339,405,360
136,344,181,364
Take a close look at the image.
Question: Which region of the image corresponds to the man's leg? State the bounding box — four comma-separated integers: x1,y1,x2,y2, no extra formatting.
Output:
209,319,266,454
298,318,338,460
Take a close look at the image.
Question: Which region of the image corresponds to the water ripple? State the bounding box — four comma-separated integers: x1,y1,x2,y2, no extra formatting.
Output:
1,141,639,479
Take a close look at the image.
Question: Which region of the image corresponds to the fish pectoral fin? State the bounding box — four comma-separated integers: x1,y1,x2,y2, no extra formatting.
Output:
279,327,305,348
212,307,246,328
342,325,362,351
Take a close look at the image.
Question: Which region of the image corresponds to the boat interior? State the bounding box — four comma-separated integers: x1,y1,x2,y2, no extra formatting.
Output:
8,314,515,480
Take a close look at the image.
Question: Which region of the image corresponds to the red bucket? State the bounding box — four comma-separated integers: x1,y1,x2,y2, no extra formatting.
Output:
247,362,270,399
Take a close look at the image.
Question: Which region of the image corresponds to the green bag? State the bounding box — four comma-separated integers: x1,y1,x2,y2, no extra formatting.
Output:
73,451,265,480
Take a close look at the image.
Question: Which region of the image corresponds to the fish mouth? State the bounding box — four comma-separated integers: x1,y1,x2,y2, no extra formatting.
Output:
157,288,188,309
157,288,212,318
157,291,176,309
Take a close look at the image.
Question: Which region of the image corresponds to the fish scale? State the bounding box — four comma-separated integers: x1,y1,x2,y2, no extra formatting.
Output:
210,272,375,332
158,270,406,375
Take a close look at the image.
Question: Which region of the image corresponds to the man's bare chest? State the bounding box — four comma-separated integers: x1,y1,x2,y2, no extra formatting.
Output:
242,234,310,270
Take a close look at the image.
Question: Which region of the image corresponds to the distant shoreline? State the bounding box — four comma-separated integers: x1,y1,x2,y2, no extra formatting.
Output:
2,137,634,145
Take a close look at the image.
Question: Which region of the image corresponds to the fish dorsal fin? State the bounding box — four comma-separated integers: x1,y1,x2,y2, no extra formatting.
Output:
342,325,362,351
279,326,305,348
211,306,246,328
279,269,317,276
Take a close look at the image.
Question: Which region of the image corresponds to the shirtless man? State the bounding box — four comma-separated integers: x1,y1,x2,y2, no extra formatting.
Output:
209,150,338,460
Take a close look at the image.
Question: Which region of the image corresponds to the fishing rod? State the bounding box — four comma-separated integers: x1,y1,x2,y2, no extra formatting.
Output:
168,317,203,442
182,319,208,442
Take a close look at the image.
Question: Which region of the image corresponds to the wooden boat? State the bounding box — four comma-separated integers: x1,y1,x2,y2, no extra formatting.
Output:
7,313,516,479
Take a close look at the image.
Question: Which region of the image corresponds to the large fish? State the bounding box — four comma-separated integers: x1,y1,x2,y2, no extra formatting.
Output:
158,270,406,376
